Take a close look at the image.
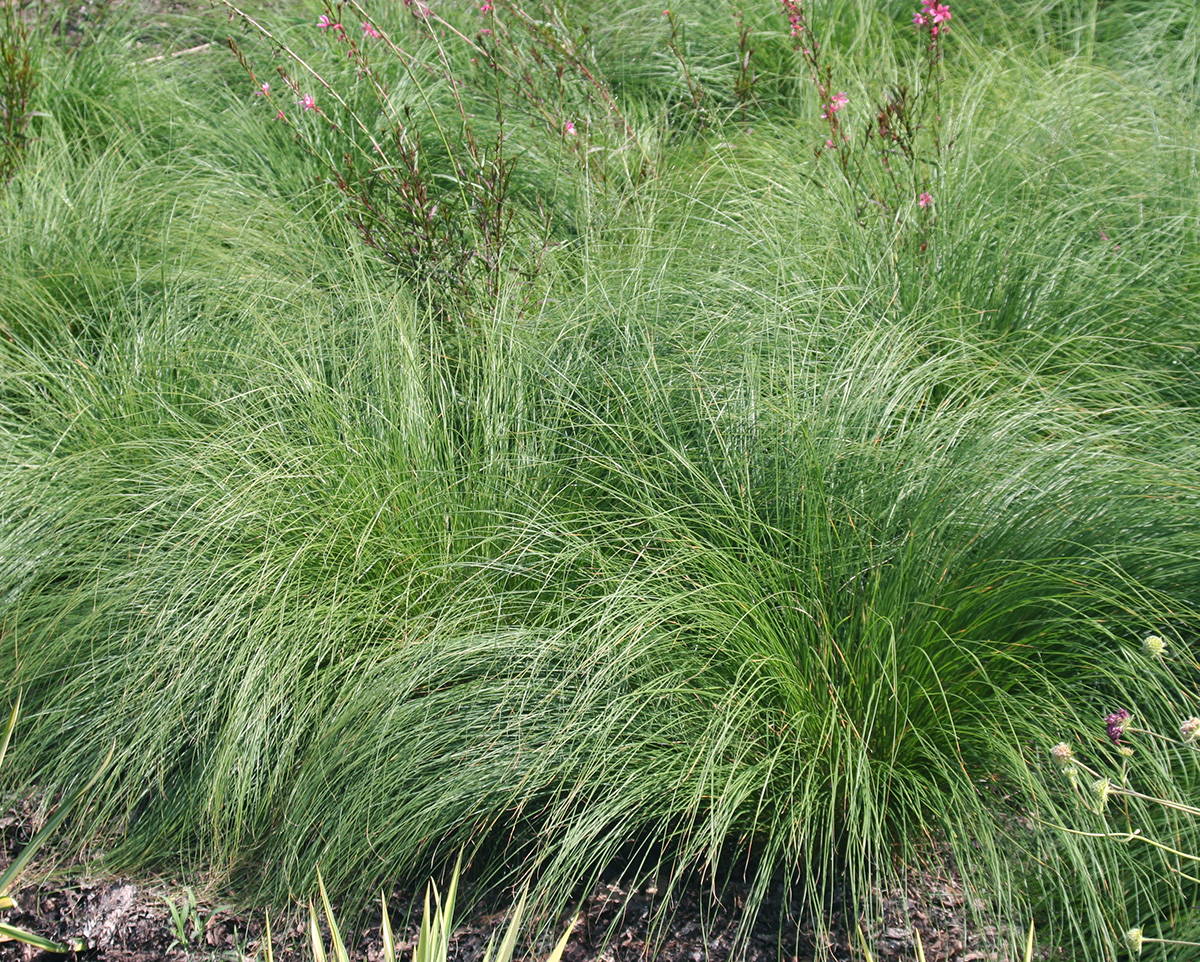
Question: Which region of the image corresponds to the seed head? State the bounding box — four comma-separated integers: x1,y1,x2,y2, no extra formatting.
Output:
1125,927,1143,956
1181,717,1200,743
1143,634,1167,659
1051,741,1076,774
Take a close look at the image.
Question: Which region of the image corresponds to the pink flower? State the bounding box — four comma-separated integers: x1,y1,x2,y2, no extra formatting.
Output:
317,13,343,31
255,81,269,96
276,109,285,120
481,0,493,10
918,192,932,208
301,93,317,111
825,138,835,148
564,121,577,135
915,1,950,31
361,20,381,38
820,91,848,119
781,0,802,37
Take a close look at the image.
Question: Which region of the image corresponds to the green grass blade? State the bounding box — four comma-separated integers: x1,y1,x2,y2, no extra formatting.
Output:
0,920,85,952
545,914,577,962
0,743,112,897
380,891,396,961
316,868,349,962
308,901,327,962
0,693,21,771
483,885,527,962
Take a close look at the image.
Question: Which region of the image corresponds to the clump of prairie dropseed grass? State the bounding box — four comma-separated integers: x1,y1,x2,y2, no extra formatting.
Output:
1,4,1199,962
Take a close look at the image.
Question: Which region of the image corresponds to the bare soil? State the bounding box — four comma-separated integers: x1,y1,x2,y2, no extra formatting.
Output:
0,795,999,962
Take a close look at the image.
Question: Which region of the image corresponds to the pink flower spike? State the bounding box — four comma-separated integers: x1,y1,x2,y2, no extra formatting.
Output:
564,121,577,135
918,192,933,208
361,20,381,38
301,93,317,111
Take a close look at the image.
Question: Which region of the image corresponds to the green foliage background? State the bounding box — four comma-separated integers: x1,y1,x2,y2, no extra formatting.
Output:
1,0,1199,957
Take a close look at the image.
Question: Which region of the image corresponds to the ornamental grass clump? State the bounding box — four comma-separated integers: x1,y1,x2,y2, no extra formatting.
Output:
0,2,1198,961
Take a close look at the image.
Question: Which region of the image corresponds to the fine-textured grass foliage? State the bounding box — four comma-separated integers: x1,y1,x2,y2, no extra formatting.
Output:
2,2,1199,959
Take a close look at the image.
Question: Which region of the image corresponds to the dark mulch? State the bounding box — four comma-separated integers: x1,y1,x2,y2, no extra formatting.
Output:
0,795,1004,962
0,867,998,962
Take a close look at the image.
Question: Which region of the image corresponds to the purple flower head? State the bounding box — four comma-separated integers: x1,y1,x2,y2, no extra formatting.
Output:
1105,709,1130,745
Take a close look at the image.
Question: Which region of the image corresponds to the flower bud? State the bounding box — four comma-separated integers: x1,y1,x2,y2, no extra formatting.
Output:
1092,777,1112,812
1105,709,1130,745
1125,927,1143,956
